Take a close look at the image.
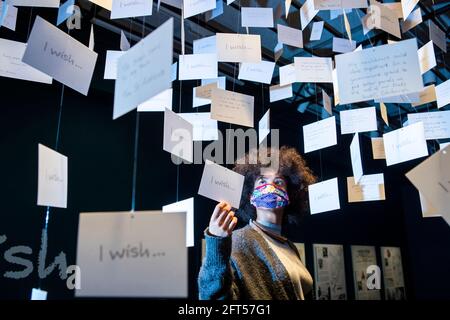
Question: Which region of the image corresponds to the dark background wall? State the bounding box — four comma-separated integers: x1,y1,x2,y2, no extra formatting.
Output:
1,6,449,300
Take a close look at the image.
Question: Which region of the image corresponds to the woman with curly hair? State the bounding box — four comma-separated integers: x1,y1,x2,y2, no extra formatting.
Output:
198,146,317,300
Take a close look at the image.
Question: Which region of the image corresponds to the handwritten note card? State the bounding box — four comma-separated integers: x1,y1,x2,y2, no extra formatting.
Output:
211,88,254,127
0,38,52,84
184,0,216,19
303,116,337,153
178,112,218,141
22,16,98,95
216,33,261,63
163,197,194,247
279,63,296,86
300,0,318,30
294,57,333,83
383,122,428,166
193,76,226,108
308,177,340,214
241,7,273,28
407,110,450,140
277,24,303,49
313,0,368,10
371,137,386,159
335,39,423,104
178,53,217,80
238,60,275,85
103,50,125,79
137,88,173,112
340,107,377,134
114,18,173,119
418,40,436,75
435,79,450,109
111,0,152,19
38,144,68,208
347,174,385,203
76,211,188,297
193,35,216,54
269,84,293,102
332,37,356,53
163,108,193,163
198,160,245,208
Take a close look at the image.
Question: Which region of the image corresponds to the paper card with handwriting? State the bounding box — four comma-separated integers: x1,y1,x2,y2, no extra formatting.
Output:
332,37,356,53
294,57,333,83
31,288,47,300
22,16,98,95
418,40,436,75
300,0,318,30
407,110,450,140
371,137,385,159
241,7,273,28
303,116,337,153
383,122,428,166
8,0,60,7
163,197,194,247
76,211,188,297
111,0,153,19
277,24,303,49
137,88,173,112
375,92,420,104
435,79,449,109
178,53,217,80
193,76,226,108
216,33,261,63
310,21,324,41
163,108,193,163
89,0,112,10
401,7,421,33
279,63,296,86
340,107,377,134
313,0,368,10
211,88,254,127
308,177,340,214
406,145,450,216
347,174,385,203
350,133,363,184
193,35,216,54
369,2,401,39
0,1,17,31
401,0,418,20
103,50,124,79
238,60,275,85
259,109,270,144
411,85,436,107
57,0,74,26
428,20,446,53
269,84,292,102
37,144,68,208
0,38,52,84
184,0,215,19
198,160,245,208
178,112,218,141
114,18,173,119
335,39,423,105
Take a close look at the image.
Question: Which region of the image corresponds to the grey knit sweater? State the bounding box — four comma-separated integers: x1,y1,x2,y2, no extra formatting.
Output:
198,223,312,300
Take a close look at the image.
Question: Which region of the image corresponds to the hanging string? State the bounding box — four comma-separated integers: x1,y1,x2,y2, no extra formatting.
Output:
26,7,33,40
176,11,184,202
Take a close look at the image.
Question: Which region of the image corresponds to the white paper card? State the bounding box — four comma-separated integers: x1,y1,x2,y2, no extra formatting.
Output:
241,7,273,28
279,63,296,86
340,107,377,134
103,50,125,80
332,37,356,53
89,0,112,10
163,197,194,247
259,109,270,144
114,18,173,119
0,38,52,84
216,33,261,63
178,53,217,80
193,76,226,108
238,60,275,85
137,88,173,111
178,112,219,141
277,24,303,49
347,174,385,202
435,79,450,109
8,0,60,7
335,39,423,104
198,160,245,208
418,40,436,75
309,177,340,214
371,137,386,159
294,57,333,83
31,288,48,300
411,85,436,107
193,35,216,54
407,110,450,140
313,0,368,10
22,16,98,95
76,211,188,297
211,88,254,127
350,134,363,184
300,0,318,30
184,0,216,19
37,144,68,208
269,84,293,102
0,1,17,31
303,116,337,153
163,108,193,163
111,0,152,19
310,21,324,41
383,122,428,166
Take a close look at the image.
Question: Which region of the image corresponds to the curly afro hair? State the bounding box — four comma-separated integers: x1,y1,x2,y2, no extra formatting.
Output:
233,146,317,226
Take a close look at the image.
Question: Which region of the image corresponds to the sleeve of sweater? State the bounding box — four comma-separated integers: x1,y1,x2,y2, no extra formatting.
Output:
197,228,240,300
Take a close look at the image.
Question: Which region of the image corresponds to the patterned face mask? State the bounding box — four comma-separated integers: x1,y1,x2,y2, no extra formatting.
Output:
250,183,290,209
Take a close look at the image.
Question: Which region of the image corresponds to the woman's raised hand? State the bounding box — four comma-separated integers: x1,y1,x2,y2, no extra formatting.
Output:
208,201,238,238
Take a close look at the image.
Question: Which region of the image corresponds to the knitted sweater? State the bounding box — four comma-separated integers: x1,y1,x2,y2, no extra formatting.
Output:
198,223,313,300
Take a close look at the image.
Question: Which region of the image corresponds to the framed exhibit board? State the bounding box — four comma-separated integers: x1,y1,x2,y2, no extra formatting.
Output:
351,245,381,300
